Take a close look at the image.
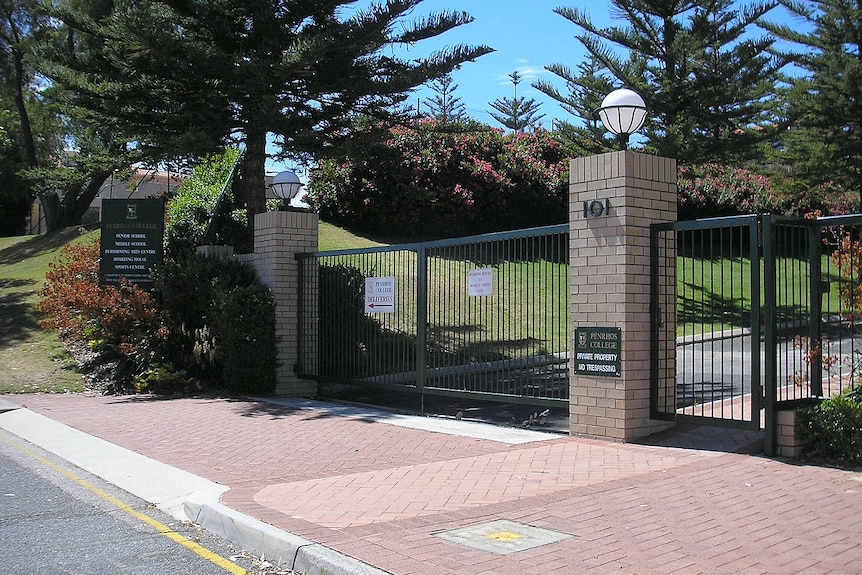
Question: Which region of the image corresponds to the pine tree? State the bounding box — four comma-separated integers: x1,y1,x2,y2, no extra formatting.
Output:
534,56,614,154
489,71,545,132
0,0,107,233
423,74,468,125
40,0,493,226
543,0,782,164
0,0,146,233
760,0,862,206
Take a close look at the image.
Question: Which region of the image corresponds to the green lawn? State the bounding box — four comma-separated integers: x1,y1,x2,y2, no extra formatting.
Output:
677,254,847,337
0,228,95,394
317,221,385,251
313,238,571,366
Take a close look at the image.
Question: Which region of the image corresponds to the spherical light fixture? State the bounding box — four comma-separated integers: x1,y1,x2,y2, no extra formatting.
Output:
595,88,647,150
269,170,303,206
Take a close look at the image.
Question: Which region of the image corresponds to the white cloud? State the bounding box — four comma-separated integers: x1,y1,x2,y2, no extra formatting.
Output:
495,63,547,85
514,65,546,80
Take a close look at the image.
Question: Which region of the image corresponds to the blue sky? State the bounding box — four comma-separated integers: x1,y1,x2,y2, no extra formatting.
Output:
271,1,596,173
271,1,607,174
381,0,800,130
388,0,607,129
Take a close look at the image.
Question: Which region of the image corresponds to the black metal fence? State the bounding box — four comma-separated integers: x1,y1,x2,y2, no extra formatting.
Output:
297,225,570,408
766,215,862,406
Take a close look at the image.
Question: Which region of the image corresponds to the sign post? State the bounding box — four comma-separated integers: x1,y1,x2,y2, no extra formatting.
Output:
99,198,165,289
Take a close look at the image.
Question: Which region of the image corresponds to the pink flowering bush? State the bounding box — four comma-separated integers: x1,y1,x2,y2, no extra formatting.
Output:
782,179,854,218
678,164,855,221
677,163,785,220
305,120,571,239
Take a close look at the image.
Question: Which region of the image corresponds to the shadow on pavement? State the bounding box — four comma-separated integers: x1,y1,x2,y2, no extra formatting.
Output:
319,387,766,453
635,422,764,454
318,387,570,434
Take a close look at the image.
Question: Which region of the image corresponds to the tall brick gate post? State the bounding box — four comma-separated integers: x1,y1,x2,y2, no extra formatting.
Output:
249,210,318,396
569,151,677,440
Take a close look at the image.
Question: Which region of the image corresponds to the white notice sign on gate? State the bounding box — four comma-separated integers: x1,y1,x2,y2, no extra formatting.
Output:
365,276,395,313
468,268,494,296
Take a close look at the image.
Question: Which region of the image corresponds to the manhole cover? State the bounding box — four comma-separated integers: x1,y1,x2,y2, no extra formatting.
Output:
436,519,573,555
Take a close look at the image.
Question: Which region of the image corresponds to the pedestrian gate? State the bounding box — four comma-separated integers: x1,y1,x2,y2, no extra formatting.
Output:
651,214,862,439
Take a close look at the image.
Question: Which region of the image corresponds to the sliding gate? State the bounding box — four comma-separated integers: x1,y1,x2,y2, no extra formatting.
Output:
651,214,862,436
297,225,570,410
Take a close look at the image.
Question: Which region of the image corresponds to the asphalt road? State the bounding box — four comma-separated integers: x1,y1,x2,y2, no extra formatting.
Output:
0,429,277,575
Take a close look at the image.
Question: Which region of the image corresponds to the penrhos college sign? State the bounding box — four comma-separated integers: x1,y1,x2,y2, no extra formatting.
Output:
574,326,622,377
99,198,165,289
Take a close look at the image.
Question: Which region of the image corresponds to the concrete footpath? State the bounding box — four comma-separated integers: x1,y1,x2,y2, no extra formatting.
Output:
1,393,860,575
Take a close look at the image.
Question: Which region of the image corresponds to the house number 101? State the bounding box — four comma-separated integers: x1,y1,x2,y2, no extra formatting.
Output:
583,199,610,218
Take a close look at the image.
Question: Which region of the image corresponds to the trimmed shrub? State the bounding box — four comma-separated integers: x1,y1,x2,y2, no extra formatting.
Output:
133,363,191,394
40,238,278,395
153,253,277,393
678,164,854,221
780,179,855,219
317,264,416,378
797,385,862,465
318,264,381,378
213,284,277,394
39,237,171,389
677,163,785,220
305,120,571,240
154,252,259,333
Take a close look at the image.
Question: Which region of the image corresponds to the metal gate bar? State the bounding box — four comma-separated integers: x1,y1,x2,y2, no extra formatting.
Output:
653,213,862,440
765,216,862,407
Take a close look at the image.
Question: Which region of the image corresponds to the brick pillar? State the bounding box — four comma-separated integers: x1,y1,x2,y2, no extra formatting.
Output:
251,211,318,396
569,151,677,441
775,409,811,458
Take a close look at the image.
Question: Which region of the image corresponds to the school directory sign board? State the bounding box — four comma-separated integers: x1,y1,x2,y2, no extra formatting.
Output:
99,198,165,289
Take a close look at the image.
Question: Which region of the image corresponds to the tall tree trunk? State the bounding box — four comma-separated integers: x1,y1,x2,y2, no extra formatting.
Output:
13,52,37,169
39,191,61,233
241,128,268,234
65,170,113,226
39,171,115,232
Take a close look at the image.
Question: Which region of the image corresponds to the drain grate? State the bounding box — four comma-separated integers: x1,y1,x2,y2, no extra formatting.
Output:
436,519,573,555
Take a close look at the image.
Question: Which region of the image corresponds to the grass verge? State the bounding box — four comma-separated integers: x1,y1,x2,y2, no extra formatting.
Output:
0,228,96,394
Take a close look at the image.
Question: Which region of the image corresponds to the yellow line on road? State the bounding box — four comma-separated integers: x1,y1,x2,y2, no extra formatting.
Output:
1,434,252,575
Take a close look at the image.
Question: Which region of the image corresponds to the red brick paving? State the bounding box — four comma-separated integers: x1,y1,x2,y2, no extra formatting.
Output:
9,393,862,575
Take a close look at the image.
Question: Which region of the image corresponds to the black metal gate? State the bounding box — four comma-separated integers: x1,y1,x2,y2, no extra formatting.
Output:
651,214,862,443
651,215,764,430
297,225,570,410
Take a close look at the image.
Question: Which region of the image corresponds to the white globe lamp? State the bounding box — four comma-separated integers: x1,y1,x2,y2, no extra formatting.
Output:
596,88,647,149
270,170,302,209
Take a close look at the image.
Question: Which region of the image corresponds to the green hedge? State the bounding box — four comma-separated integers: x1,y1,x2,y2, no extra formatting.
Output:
797,385,862,465
164,148,247,259
213,283,277,394
154,253,277,394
